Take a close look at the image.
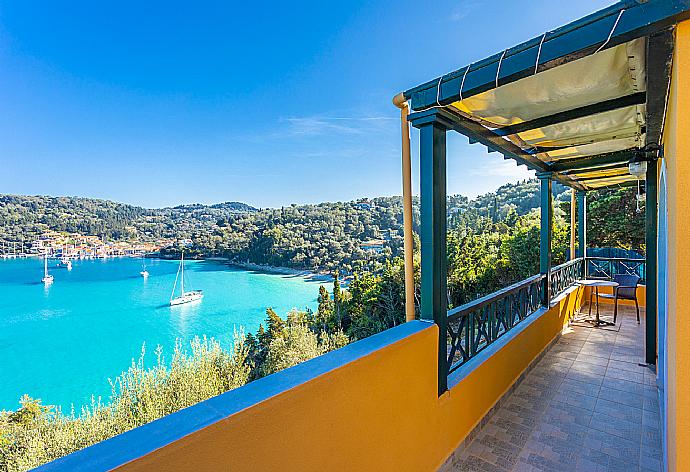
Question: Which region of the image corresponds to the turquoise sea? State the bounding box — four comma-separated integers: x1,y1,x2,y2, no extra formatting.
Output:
0,258,329,412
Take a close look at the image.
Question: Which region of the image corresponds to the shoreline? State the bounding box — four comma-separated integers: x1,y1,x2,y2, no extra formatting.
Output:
0,255,336,283
228,261,334,283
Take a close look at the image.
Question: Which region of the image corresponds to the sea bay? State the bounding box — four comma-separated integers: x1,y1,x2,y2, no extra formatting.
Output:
0,257,329,412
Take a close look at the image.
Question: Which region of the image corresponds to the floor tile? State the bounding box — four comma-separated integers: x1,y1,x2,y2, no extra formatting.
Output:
449,305,661,472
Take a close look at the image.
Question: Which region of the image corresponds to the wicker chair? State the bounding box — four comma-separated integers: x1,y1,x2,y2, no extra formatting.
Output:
598,274,641,324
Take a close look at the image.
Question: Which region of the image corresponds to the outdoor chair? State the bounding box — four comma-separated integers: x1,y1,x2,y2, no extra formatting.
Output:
598,274,641,324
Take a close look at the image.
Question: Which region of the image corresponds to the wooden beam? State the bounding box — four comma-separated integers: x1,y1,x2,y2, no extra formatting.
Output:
538,172,553,306
493,92,646,137
576,191,587,260
646,29,675,147
572,173,632,183
642,31,671,366
410,108,586,191
549,150,635,172
645,159,658,365
562,161,630,176
418,117,449,394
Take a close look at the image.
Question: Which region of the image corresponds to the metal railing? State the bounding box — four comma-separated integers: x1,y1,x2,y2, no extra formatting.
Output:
444,257,587,377
585,256,646,283
446,274,544,375
550,258,584,298
442,255,647,379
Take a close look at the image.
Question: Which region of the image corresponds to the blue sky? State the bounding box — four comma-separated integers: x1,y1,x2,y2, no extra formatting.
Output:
0,0,613,208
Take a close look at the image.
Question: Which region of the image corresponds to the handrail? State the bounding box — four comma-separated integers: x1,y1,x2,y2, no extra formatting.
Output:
440,255,646,381
447,274,544,320
445,274,544,375
585,256,646,283
550,257,585,299
585,256,645,262
445,258,586,377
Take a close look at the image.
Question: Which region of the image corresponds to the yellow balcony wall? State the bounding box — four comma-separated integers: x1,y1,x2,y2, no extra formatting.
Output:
85,286,586,472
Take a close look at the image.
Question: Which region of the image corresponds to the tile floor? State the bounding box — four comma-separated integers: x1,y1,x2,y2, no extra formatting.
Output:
447,304,662,472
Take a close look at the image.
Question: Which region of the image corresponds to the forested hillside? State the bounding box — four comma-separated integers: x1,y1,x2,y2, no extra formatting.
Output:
0,180,642,274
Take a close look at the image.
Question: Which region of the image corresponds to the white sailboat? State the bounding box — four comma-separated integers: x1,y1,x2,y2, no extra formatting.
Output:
170,252,202,306
61,257,72,270
140,255,149,278
42,255,54,284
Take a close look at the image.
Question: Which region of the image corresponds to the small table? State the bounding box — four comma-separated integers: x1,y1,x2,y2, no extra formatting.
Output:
576,279,619,327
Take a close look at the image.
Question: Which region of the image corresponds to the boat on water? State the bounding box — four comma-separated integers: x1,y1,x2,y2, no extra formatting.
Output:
41,255,54,284
140,255,149,278
60,258,73,270
169,252,202,306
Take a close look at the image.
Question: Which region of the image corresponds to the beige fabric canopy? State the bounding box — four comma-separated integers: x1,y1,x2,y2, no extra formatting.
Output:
449,38,648,189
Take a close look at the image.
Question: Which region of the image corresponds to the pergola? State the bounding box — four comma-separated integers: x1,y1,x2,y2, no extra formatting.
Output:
397,0,690,391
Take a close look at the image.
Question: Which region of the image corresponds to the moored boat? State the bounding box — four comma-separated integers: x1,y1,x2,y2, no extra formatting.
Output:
169,252,203,306
41,255,54,284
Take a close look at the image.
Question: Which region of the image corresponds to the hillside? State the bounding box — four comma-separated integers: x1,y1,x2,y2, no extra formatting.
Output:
0,180,575,272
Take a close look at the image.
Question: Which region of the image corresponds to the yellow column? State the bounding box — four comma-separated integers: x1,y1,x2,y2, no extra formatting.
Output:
393,93,416,322
663,19,690,472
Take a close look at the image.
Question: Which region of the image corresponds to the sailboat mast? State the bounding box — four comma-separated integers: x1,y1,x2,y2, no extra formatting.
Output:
44,255,48,277
180,251,184,294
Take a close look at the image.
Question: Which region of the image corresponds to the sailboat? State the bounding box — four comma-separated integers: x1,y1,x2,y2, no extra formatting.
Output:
42,255,54,284
60,257,72,270
140,255,149,278
169,252,202,306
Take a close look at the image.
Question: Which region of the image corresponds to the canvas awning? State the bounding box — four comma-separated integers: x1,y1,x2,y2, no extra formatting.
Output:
403,0,686,191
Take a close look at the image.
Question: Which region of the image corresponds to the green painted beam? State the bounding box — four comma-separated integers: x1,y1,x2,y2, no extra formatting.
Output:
645,159,658,365
562,162,630,176
408,107,586,191
405,0,690,111
493,92,646,137
571,173,632,183
538,172,553,306
418,115,449,394
550,150,636,173
576,191,587,268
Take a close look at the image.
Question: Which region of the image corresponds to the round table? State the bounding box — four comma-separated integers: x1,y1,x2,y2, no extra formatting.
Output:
577,279,619,327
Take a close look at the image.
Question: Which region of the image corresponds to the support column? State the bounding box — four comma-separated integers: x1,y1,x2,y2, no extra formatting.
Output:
538,172,553,307
412,111,449,395
570,189,576,260
577,190,587,277
646,159,658,365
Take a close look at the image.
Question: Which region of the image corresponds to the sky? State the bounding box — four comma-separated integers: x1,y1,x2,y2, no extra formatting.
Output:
0,0,615,208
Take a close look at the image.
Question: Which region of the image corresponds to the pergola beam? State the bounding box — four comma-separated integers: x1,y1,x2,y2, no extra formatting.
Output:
408,107,586,191
404,0,690,111
572,173,631,183
642,30,672,366
493,92,646,137
538,172,553,306
646,29,675,147
561,162,630,176
549,150,635,172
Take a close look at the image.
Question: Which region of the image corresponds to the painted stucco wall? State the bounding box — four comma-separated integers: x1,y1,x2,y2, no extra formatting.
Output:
111,287,584,472
661,18,690,472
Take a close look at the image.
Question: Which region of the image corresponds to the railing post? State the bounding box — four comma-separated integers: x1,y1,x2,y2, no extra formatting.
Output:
645,158,658,365
410,110,451,395
537,172,553,307
577,190,587,277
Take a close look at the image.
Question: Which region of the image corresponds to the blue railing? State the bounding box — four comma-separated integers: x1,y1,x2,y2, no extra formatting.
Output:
443,255,648,378
445,257,586,376
445,274,544,375
586,256,646,283
550,258,584,298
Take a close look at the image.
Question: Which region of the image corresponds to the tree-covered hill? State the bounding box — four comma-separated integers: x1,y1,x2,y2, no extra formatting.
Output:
0,179,640,273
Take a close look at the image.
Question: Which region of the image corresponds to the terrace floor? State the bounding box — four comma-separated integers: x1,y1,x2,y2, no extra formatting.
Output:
446,304,663,472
